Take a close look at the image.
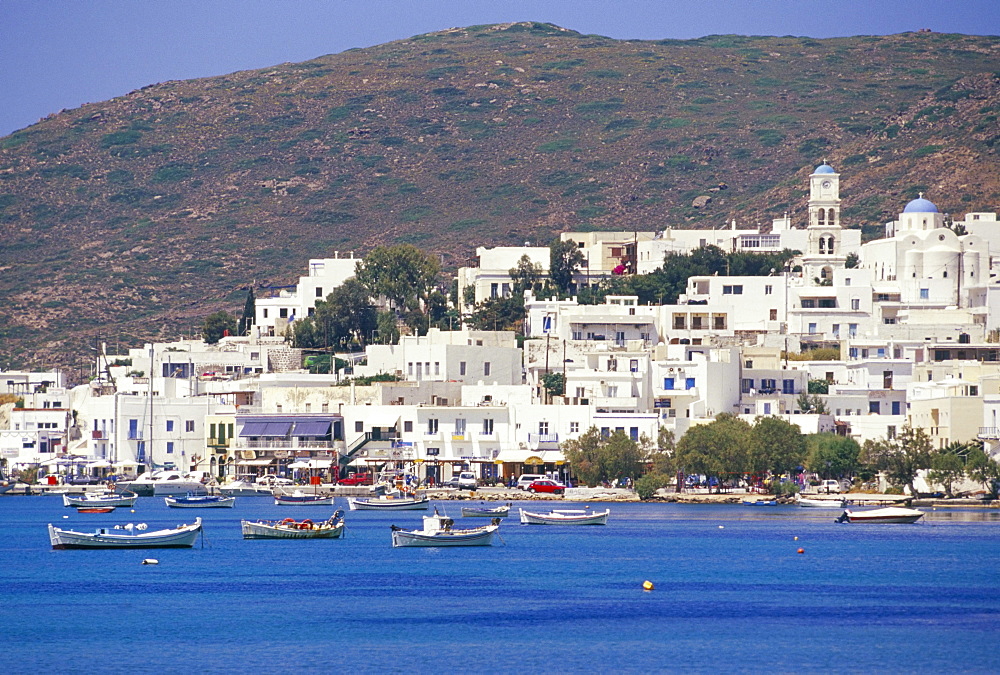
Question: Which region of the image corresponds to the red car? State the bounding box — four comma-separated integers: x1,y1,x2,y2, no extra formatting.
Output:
337,472,372,486
527,479,566,495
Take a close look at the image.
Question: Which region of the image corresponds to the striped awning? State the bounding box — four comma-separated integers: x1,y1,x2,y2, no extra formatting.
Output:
292,421,331,437
258,422,292,437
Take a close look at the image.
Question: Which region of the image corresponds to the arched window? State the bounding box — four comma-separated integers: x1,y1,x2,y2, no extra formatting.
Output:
828,208,836,225
827,236,835,254
817,209,825,225
818,236,826,254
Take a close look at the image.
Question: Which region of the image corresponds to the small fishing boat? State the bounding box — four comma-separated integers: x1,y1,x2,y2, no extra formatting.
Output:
275,490,335,506
743,499,777,506
519,507,610,525
242,511,346,539
75,507,116,514
62,491,138,508
461,503,511,518
0,467,16,495
48,518,203,549
836,507,924,524
347,494,430,511
796,496,847,508
165,493,236,508
390,509,499,547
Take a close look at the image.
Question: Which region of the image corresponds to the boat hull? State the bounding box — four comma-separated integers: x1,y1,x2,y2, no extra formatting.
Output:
461,506,510,518
796,497,846,508
837,507,924,524
391,526,497,547
275,495,335,505
348,496,430,511
218,482,273,497
165,495,235,508
242,517,344,539
63,491,138,508
48,518,202,549
519,508,610,525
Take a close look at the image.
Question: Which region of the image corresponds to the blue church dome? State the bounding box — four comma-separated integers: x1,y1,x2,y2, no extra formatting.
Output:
813,164,836,174
903,197,938,213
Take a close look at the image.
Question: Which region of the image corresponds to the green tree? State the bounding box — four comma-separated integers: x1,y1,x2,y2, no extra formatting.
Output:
315,278,378,347
464,295,525,332
292,317,321,349
675,414,755,491
796,391,828,414
509,254,543,295
927,442,968,498
635,471,671,500
805,432,861,478
751,416,806,478
807,379,829,395
561,427,644,487
966,444,1000,497
237,287,255,337
202,310,236,344
549,238,584,296
861,425,933,495
355,244,440,331
540,372,565,399
374,310,400,345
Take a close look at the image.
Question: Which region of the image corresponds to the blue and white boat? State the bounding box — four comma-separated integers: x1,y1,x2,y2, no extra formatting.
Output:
63,490,139,508
391,509,499,547
165,493,236,508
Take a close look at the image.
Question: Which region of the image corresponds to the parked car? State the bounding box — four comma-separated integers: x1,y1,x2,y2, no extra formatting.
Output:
255,474,293,486
818,479,842,494
337,472,372,486
441,472,477,489
527,479,566,495
516,474,546,490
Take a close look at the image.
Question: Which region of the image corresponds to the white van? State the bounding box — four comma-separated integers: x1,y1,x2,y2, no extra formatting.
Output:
818,479,842,494
516,474,546,490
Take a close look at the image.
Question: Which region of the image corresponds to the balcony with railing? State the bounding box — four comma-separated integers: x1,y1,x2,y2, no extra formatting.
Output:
978,427,1000,440
528,433,560,445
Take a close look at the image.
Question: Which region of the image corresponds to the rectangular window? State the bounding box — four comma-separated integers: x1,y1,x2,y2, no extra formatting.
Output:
782,379,795,394
427,419,439,434
600,427,610,438
891,401,901,415
404,420,413,433
263,309,268,319
166,420,174,432
920,288,929,300
355,421,364,433
129,419,138,439
713,316,726,329
664,377,675,390
629,359,639,372
501,283,510,297
542,316,552,333
539,422,549,435
832,324,840,338
185,420,194,432
808,323,818,335
685,377,695,390
851,298,860,310
765,285,773,295
408,362,414,376
869,401,881,415
572,330,583,340
483,362,491,376
608,359,617,372
434,362,440,376
569,422,579,434
801,299,816,309
741,378,753,394
460,362,467,376
763,402,771,415
483,418,494,434
166,441,174,455
279,308,288,318
673,316,686,330
490,283,499,298
849,324,858,337
455,418,466,434
316,287,323,298
630,427,639,441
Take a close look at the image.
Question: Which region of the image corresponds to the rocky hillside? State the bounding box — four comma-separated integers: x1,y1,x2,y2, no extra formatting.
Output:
2,23,999,371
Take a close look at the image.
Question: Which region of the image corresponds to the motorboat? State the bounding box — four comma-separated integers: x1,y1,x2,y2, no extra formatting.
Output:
165,493,236,508
218,479,273,497
743,499,777,505
519,507,610,525
348,494,430,511
275,490,335,506
461,504,511,518
115,470,208,497
836,507,924,524
242,511,346,539
48,518,203,549
796,496,847,508
62,490,138,508
75,507,116,514
390,509,499,547
0,467,16,495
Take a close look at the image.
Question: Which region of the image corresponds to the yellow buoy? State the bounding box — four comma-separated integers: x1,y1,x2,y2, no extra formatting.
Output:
718,525,724,529
142,559,159,565
794,536,799,541
642,580,654,591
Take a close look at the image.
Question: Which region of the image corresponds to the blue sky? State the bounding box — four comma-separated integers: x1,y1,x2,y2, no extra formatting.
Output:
2,0,998,137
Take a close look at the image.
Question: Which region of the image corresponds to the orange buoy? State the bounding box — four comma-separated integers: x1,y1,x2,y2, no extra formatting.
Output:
797,548,805,554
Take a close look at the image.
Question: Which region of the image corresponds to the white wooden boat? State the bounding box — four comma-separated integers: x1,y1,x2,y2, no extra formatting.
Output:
461,504,510,518
390,509,499,547
796,496,847,508
836,507,924,524
116,471,207,497
48,518,203,549
348,494,430,511
218,480,273,497
275,490,335,506
242,511,345,539
519,507,610,525
165,493,236,508
62,491,138,508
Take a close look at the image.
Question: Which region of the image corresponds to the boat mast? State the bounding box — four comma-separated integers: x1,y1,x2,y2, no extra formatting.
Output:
147,345,154,474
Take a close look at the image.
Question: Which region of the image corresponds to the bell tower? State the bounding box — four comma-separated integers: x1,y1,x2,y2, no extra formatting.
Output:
802,163,846,285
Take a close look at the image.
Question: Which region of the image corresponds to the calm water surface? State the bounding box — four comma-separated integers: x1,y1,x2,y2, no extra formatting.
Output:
1,496,998,674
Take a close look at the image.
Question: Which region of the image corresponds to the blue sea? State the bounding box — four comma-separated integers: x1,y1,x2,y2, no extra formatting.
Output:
1,496,998,674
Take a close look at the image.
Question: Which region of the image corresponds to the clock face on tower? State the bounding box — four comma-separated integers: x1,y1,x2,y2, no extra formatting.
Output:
821,180,832,189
